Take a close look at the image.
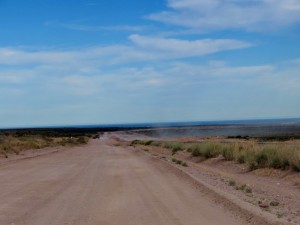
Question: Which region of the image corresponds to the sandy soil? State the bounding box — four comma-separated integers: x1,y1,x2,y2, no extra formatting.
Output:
0,136,250,225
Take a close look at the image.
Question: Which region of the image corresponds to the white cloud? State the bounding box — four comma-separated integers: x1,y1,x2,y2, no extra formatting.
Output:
0,35,251,66
1,35,297,96
60,75,100,96
129,34,251,57
0,47,80,65
148,0,300,32
1,56,299,127
0,70,36,84
290,58,300,65
1,56,297,98
60,23,146,32
165,61,274,79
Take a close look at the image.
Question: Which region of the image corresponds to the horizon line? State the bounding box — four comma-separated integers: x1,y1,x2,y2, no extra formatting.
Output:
1,117,300,130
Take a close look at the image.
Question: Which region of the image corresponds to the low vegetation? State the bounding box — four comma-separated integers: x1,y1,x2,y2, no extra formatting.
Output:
131,139,300,172
0,129,93,157
228,179,236,186
163,142,184,155
228,180,253,195
172,158,188,167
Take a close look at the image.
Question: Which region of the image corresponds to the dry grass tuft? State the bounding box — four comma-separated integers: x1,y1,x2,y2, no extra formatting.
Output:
132,139,300,172
0,135,89,157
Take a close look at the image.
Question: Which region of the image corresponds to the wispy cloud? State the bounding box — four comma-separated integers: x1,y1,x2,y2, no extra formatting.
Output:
129,34,251,57
61,23,146,32
1,56,299,126
0,69,36,84
1,54,298,97
0,35,251,67
148,0,300,32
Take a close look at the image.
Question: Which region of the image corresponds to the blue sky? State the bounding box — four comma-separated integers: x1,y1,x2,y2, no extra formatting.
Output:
0,0,300,128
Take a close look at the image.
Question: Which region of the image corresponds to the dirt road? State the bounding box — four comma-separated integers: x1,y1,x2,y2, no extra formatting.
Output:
0,139,246,225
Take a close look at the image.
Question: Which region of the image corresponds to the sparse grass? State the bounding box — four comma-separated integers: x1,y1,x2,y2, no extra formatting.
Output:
245,187,252,193
227,180,254,195
189,142,221,158
277,213,283,218
144,140,153,145
228,179,236,186
236,184,247,191
131,139,300,172
163,142,184,155
131,140,159,147
270,201,280,207
176,160,183,165
0,134,89,157
151,141,161,147
294,179,300,187
131,140,146,145
172,158,188,167
172,158,182,164
182,162,188,167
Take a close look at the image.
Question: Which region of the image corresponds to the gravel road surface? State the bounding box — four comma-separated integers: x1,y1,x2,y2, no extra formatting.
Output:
0,139,245,225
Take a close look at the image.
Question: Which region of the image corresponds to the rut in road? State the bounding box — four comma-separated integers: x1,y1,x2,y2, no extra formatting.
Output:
0,140,245,225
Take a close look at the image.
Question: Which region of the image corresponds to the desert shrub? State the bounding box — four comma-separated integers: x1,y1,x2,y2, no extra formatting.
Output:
201,142,222,159
237,154,246,163
228,179,236,186
151,141,161,147
290,151,300,172
77,136,88,144
182,162,188,167
148,139,300,172
237,184,246,191
0,131,91,157
176,160,182,165
130,140,139,145
191,145,202,157
241,149,258,170
130,139,154,146
222,145,235,160
164,142,183,150
270,201,280,206
245,187,252,193
144,140,153,145
163,142,184,155
164,142,174,149
172,158,182,165
255,151,269,168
